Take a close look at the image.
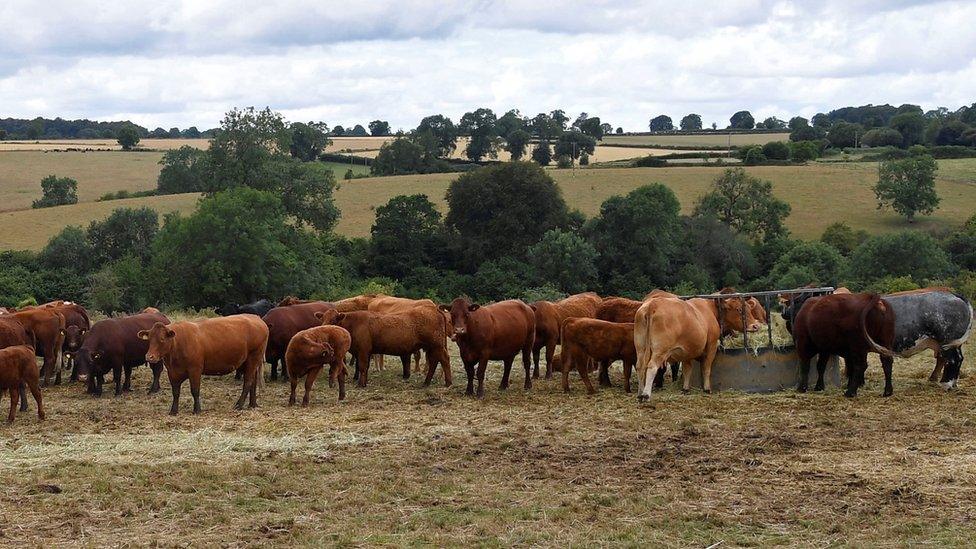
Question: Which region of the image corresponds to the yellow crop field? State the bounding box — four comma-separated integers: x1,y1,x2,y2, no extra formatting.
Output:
604,132,791,148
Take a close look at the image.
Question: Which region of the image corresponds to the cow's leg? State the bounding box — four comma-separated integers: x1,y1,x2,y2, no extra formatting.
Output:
623,359,633,393
18,383,28,412
930,351,944,383
401,354,411,380
288,371,300,406
844,355,865,398
270,357,281,382
302,367,321,407
532,344,542,379
638,360,663,402
357,351,371,388
463,359,475,396
352,354,360,382
576,352,596,395
599,360,613,388
334,360,347,401
148,362,163,394
522,341,533,390
881,354,894,397
413,350,422,375
500,358,513,390
701,341,719,394
7,387,18,423
123,365,133,392
681,361,694,393
653,364,665,389
561,349,573,392
92,373,104,397
280,358,288,382
69,355,79,382
235,365,245,381
26,373,43,421
544,340,556,380
475,358,489,398
235,359,256,410
798,353,813,393
169,376,182,416
434,346,452,387
113,360,124,397
54,353,62,386
189,371,203,414
814,354,830,391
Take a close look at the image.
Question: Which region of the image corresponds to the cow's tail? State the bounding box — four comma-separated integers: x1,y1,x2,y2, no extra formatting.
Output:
860,294,896,358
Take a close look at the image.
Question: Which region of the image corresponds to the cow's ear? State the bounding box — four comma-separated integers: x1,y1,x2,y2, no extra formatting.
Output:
468,304,480,312
137,330,149,340
314,311,324,320
438,304,450,312
335,313,346,322
165,328,176,339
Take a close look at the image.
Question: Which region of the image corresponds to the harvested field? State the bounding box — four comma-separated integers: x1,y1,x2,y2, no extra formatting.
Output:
1,321,974,546
0,139,210,152
604,132,791,148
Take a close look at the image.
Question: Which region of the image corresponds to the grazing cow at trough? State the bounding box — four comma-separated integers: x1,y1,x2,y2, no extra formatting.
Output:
560,318,637,394
220,299,274,318
634,291,762,402
316,306,452,388
531,292,602,379
261,301,336,381
74,311,171,396
880,288,972,390
440,298,535,398
285,324,352,406
139,315,268,415
0,346,44,423
792,292,896,397
10,308,64,387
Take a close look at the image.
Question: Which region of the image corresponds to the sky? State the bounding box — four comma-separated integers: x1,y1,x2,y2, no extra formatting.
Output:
1,0,974,132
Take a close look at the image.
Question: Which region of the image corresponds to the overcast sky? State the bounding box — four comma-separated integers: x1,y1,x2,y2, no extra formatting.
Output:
1,0,973,131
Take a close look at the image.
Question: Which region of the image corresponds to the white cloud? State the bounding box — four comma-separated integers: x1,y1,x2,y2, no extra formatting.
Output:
0,0,972,130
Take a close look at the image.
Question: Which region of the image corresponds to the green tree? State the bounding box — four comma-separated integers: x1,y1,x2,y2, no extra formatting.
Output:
789,125,823,142
889,112,926,147
820,222,868,256
553,131,596,161
369,194,445,279
445,162,568,269
760,116,787,130
459,108,499,161
38,226,94,274
789,140,820,162
371,136,447,175
680,114,702,131
788,116,809,131
861,127,904,148
673,216,757,288
32,175,78,208
504,129,532,161
577,116,604,140
368,120,391,136
872,155,940,222
649,115,673,131
527,229,598,294
415,114,458,158
255,158,340,232
587,184,681,291
530,113,562,140
850,231,954,283
289,121,331,161
531,140,552,166
348,124,369,137
496,109,526,139
157,145,209,194
116,126,141,150
729,111,755,129
692,167,791,241
768,241,848,288
761,141,790,160
87,207,159,264
208,106,291,190
827,121,862,148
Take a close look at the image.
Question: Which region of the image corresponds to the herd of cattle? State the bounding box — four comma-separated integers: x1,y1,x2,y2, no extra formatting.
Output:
0,286,971,422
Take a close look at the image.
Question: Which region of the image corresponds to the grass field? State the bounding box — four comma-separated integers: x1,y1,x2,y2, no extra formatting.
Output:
604,132,791,148
1,320,974,546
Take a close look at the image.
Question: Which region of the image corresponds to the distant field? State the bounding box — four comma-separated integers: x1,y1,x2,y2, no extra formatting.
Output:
0,137,390,153
3,158,975,251
604,132,791,148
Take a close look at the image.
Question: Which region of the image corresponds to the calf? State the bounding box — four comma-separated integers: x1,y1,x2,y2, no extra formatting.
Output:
74,311,171,397
440,298,535,398
561,318,637,394
0,317,34,412
530,292,602,379
261,301,336,381
317,308,452,388
596,296,676,387
285,325,351,406
793,292,896,397
0,346,44,423
139,315,268,415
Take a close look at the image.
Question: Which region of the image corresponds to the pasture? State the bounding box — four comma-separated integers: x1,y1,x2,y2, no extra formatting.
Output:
1,323,974,546
603,132,792,148
2,157,975,251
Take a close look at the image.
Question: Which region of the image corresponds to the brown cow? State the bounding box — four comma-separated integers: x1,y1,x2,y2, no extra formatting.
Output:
441,298,535,398
0,317,34,413
285,325,351,406
139,315,269,415
792,292,896,397
635,291,761,402
316,308,452,388
10,308,65,386
261,301,336,381
368,295,444,376
561,318,637,394
531,292,602,379
0,346,44,423
49,302,91,382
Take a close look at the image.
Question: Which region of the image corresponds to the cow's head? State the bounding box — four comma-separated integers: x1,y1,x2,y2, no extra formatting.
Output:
64,325,86,353
297,334,335,364
439,298,480,340
314,310,341,326
138,322,176,364
940,347,964,390
746,297,768,324
719,297,762,333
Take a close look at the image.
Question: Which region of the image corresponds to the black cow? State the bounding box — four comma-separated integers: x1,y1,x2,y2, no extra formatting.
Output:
220,299,274,318
74,311,171,396
883,289,973,389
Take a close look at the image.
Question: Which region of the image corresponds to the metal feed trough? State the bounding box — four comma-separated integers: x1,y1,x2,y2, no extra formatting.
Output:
676,287,841,393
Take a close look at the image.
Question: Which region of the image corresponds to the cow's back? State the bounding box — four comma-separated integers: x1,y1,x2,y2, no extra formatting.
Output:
596,297,642,323
553,292,601,324
884,291,973,354
186,315,269,370
89,312,171,365
636,296,709,362
474,300,535,354
264,302,336,354
0,317,32,348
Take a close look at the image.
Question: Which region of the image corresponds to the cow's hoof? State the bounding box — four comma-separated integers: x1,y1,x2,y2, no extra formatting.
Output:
797,386,808,394
844,391,857,398
883,389,893,397
681,388,690,394
637,394,649,403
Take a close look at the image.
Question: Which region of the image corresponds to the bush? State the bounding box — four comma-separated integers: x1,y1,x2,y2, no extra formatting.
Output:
116,126,140,150
556,155,573,168
526,229,598,294
850,231,955,284
761,141,791,160
633,155,666,167
742,147,767,165
157,146,209,194
32,175,78,208
861,128,904,148
820,222,868,256
864,275,920,295
927,145,976,159
531,141,552,166
768,241,848,288
788,141,820,162
579,152,590,166
873,154,940,222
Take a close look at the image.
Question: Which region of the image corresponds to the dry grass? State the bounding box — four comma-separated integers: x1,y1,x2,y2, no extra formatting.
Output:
0,139,210,152
604,132,792,148
1,315,974,547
